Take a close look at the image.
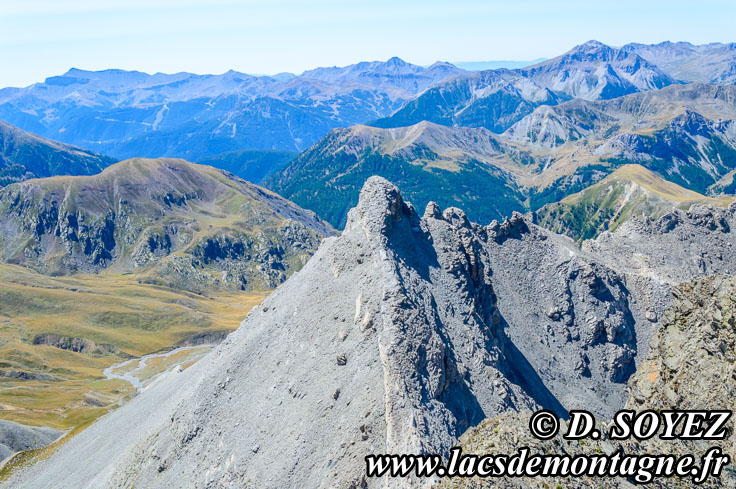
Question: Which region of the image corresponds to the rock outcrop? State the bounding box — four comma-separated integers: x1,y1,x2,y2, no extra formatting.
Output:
0,158,333,292
0,420,61,463
441,275,736,489
585,204,736,285
3,177,659,489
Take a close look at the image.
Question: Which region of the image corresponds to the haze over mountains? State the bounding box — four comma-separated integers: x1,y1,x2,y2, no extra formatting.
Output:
3,38,736,488
0,59,465,160
1,39,733,169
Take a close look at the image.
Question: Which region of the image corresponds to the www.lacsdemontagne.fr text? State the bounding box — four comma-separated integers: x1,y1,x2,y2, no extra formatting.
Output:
365,446,730,484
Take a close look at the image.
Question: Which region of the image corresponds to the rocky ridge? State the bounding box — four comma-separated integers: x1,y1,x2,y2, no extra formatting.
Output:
1,176,679,489
441,275,736,489
585,204,736,285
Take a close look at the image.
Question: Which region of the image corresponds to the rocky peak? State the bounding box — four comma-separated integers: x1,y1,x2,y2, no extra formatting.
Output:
345,175,412,235
3,177,678,489
385,56,408,67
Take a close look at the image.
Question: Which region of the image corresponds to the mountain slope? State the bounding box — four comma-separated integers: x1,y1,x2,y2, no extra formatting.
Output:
2,177,663,489
0,121,115,186
0,60,464,160
623,41,736,83
534,164,736,242
372,68,564,133
0,262,264,451
0,158,332,292
266,122,528,228
196,149,297,184
270,84,736,229
373,41,674,133
0,420,61,463
442,276,736,489
499,83,736,212
585,205,736,287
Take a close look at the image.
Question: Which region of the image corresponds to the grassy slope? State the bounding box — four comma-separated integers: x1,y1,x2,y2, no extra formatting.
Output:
0,158,330,291
0,263,265,431
534,164,736,242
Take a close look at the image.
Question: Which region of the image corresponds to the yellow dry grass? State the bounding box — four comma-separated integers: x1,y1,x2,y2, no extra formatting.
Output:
0,263,265,431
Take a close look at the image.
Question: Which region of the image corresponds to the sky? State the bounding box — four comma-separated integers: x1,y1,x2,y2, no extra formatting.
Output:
1,0,735,87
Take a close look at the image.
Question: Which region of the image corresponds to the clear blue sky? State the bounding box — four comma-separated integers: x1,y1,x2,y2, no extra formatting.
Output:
1,0,734,87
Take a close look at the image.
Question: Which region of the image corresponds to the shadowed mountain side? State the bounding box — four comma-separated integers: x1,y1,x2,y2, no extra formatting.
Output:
3,177,659,489
0,121,115,186
441,275,736,489
197,149,297,184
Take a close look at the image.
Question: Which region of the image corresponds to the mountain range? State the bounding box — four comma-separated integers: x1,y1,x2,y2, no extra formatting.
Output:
2,39,734,168
0,59,465,160
268,82,736,228
372,40,676,132
5,177,736,488
622,41,736,83
3,38,736,488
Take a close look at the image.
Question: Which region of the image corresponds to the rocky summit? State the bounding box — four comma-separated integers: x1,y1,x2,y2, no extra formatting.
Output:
5,176,717,489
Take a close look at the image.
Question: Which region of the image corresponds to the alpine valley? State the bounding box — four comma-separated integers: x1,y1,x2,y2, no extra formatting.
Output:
1,38,736,489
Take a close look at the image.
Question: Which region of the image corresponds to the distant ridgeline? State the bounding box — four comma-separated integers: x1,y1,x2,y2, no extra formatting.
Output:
0,40,735,236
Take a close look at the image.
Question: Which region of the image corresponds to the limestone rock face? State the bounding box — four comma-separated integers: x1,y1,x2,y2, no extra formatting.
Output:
585,204,736,285
4,177,659,489
442,276,736,489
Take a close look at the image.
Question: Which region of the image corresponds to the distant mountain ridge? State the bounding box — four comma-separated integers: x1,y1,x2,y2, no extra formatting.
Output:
0,121,115,186
373,40,677,132
622,41,736,83
0,59,466,160
268,82,736,228
301,56,464,93
1,39,730,166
